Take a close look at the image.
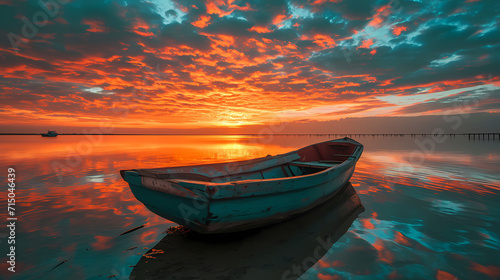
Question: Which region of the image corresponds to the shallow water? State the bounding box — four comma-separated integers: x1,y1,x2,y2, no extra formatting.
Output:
0,135,499,279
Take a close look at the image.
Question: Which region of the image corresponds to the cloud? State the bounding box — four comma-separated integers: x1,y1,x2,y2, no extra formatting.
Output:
0,0,498,131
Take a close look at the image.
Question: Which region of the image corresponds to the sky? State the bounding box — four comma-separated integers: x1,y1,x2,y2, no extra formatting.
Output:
0,0,499,133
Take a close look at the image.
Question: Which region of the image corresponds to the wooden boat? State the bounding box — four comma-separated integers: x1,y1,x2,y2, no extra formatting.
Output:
41,130,58,137
120,137,363,234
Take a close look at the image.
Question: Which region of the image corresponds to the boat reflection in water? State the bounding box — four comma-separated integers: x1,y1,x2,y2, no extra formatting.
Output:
130,182,364,280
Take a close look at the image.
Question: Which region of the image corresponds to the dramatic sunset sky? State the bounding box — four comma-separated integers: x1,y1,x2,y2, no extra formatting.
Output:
1,0,499,133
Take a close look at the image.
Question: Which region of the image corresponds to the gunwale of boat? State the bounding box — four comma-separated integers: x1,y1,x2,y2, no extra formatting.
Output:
123,137,363,186
170,159,349,186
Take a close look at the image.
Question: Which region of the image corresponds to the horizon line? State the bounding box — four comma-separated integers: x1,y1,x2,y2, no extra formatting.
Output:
1,133,500,136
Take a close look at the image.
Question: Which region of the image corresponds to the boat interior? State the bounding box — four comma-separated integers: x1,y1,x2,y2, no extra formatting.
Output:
210,160,336,183
210,141,358,183
128,140,359,183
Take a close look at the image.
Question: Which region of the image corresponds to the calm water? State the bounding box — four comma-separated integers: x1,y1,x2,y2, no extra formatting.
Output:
0,135,499,279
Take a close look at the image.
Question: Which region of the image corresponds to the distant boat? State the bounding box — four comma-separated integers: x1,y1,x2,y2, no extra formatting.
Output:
120,137,363,234
41,130,58,137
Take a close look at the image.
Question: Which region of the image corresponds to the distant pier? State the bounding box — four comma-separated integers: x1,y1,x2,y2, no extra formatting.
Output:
246,133,500,140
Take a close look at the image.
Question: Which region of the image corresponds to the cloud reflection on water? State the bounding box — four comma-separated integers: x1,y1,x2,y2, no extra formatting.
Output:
0,135,498,279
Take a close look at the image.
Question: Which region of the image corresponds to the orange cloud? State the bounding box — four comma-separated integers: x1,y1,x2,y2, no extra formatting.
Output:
358,38,374,49
248,25,273,33
311,0,342,4
82,19,108,33
436,270,457,280
313,34,336,48
192,15,211,28
470,262,500,278
273,14,292,27
206,0,254,17
368,5,391,27
130,19,155,37
392,26,408,36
